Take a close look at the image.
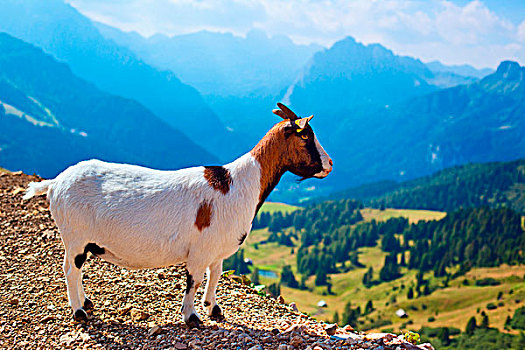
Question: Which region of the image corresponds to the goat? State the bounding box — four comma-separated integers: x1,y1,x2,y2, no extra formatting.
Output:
23,103,333,327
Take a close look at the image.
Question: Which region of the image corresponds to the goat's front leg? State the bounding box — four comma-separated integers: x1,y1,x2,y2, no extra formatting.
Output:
203,260,223,319
181,267,205,328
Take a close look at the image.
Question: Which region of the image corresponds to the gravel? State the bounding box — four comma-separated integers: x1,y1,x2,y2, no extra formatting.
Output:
0,172,435,349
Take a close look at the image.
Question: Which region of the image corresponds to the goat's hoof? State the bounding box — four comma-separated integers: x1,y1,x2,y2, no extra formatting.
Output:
210,305,224,320
185,314,202,329
73,308,88,322
83,298,94,311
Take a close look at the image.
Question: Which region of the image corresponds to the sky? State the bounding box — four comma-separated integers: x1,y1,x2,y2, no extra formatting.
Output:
67,0,525,68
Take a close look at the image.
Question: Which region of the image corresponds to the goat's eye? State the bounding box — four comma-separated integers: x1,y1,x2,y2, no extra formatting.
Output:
301,134,308,140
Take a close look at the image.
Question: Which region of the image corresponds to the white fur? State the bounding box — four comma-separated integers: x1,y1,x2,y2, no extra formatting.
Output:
22,179,54,200
313,135,332,178
24,154,261,323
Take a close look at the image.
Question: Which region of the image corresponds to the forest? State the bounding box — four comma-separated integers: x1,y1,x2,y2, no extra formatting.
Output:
329,159,525,214
249,197,524,288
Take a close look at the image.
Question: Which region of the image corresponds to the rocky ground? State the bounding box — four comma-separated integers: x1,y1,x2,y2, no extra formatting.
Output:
0,172,434,350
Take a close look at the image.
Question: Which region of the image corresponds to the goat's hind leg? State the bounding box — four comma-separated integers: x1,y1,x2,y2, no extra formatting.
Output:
203,260,224,319
63,248,88,321
181,266,205,328
77,270,94,311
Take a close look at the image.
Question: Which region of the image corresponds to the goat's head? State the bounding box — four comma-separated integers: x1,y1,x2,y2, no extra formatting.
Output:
271,103,333,179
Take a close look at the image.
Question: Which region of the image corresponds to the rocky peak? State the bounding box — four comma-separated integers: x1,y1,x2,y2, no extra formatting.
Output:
495,61,524,81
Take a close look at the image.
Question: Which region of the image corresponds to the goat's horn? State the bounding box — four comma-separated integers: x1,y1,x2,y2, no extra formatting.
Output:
272,109,287,119
276,102,299,120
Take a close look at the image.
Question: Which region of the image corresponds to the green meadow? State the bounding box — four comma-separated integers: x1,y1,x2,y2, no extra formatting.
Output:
244,205,525,335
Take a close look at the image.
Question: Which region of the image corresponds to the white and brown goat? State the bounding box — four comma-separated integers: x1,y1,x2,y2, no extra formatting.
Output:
23,103,332,327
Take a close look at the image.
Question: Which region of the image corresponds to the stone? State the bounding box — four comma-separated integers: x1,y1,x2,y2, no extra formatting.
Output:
247,346,263,350
39,315,54,323
283,323,304,334
289,303,299,312
130,309,150,321
344,324,355,332
278,295,285,304
324,323,338,336
148,325,162,337
173,343,188,350
118,305,133,315
290,335,304,347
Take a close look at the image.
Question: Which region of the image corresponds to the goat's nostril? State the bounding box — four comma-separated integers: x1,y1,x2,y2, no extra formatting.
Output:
329,159,333,167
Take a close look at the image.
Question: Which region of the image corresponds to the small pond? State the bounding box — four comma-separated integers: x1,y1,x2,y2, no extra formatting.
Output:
258,269,278,278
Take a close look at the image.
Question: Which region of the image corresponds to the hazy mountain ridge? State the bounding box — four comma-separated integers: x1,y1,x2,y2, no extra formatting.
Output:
95,23,322,145
96,24,321,98
0,33,217,177
0,0,241,160
426,61,494,80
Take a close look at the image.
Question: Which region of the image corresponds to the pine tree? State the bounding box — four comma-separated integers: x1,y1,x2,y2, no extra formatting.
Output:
280,265,299,288
362,267,373,287
438,327,450,346
341,302,360,327
251,267,260,285
505,315,512,329
365,300,374,314
399,251,406,266
267,282,281,298
407,287,414,299
466,316,477,335
315,266,328,286
423,284,430,296
481,311,489,328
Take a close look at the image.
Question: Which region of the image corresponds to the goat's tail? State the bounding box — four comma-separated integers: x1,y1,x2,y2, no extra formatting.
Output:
23,179,54,200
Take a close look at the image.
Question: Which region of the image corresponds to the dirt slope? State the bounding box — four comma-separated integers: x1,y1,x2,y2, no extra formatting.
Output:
0,172,434,349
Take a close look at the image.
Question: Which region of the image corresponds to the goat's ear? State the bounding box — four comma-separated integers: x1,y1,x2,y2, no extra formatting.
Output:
275,102,299,120
296,115,313,129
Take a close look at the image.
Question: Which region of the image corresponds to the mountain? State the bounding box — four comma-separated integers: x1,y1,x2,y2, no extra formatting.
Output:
284,36,480,141
426,61,494,80
271,60,525,203
96,25,322,98
0,33,217,178
96,24,322,143
329,159,525,214
425,61,493,89
0,0,239,160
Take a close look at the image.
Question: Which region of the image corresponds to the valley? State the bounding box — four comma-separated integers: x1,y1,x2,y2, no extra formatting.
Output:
236,201,525,348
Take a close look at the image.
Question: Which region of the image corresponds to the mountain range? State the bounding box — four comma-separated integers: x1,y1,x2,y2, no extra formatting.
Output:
0,0,243,160
270,59,524,203
0,0,522,203
0,33,216,177
96,24,321,98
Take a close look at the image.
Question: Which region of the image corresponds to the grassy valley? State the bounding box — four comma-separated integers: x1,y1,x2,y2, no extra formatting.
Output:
231,199,525,349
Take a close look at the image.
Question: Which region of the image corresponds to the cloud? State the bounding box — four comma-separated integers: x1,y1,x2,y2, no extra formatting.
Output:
518,20,525,42
68,0,525,68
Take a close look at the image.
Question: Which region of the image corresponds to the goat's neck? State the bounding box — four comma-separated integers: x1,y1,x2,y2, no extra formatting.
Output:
249,132,288,215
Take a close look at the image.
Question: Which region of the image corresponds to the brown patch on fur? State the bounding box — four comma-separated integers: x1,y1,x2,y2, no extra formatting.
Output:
250,121,293,215
204,166,232,195
250,119,323,217
195,200,213,231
